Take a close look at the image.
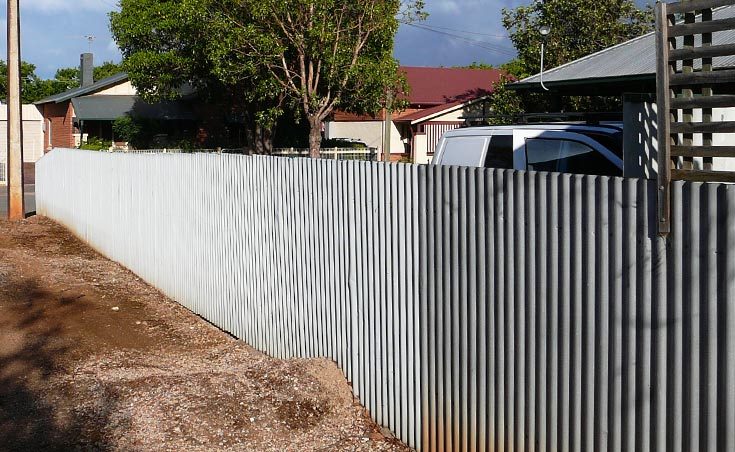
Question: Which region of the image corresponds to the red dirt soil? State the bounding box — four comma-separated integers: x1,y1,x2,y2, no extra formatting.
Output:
0,216,410,451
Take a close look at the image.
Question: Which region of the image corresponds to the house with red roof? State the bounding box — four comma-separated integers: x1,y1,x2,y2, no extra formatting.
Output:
324,66,504,163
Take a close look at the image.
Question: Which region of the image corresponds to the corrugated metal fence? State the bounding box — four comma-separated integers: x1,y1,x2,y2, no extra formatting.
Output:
37,149,735,452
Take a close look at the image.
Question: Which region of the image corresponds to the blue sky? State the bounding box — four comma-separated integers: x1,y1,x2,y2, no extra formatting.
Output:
1,0,649,79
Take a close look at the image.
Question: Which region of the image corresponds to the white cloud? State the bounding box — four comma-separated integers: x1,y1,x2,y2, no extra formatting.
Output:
22,0,114,14
434,1,461,14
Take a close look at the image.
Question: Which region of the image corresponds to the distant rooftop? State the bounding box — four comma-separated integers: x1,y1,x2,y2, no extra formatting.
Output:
34,73,128,105
401,66,504,106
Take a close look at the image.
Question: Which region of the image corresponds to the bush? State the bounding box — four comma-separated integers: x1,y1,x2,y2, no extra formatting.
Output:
322,138,368,149
79,137,112,151
112,115,142,143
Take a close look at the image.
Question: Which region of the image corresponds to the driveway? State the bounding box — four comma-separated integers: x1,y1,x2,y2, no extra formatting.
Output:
0,184,35,217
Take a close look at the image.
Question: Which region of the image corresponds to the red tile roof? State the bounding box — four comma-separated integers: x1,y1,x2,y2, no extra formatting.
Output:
401,66,504,106
395,100,465,123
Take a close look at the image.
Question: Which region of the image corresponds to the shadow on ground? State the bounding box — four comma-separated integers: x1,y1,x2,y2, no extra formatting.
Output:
0,276,122,451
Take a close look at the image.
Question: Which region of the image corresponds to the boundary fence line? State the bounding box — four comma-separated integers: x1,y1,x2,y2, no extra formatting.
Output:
37,149,735,451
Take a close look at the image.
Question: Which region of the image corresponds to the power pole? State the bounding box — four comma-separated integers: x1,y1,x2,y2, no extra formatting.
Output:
382,90,392,162
7,0,25,220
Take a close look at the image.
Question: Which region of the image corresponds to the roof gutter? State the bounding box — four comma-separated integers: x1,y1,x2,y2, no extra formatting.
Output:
508,74,656,92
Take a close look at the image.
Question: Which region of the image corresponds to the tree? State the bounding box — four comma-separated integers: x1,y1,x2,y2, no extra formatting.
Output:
0,60,123,103
485,76,524,125
53,67,81,90
110,0,277,152
458,62,495,70
0,60,65,103
51,61,123,89
487,0,654,122
503,0,653,78
94,61,123,81
209,0,425,157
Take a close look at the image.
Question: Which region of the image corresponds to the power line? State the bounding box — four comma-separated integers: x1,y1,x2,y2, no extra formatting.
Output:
406,23,515,54
417,23,509,39
404,23,516,57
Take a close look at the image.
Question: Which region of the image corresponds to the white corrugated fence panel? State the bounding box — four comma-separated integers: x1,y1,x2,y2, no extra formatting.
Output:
36,149,735,452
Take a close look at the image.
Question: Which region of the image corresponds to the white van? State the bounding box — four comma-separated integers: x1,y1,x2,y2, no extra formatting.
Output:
431,124,625,177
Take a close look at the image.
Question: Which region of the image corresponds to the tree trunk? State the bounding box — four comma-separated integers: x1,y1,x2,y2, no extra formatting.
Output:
244,124,255,153
253,123,274,154
261,125,274,154
308,116,322,158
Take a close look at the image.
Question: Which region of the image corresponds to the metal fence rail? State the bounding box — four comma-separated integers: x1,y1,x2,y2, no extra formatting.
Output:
37,149,735,452
272,147,379,161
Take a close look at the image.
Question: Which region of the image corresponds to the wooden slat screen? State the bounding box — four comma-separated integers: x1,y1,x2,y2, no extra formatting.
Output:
655,0,735,234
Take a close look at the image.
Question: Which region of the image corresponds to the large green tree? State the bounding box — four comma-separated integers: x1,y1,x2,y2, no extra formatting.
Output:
488,0,654,122
111,0,424,156
110,0,278,152
0,60,69,103
211,0,424,156
0,60,123,104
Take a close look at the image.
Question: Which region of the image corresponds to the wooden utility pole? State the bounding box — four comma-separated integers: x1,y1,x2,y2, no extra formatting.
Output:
6,0,25,220
383,91,392,162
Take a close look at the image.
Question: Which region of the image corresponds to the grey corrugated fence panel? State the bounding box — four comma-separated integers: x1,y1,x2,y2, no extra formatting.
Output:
37,149,735,452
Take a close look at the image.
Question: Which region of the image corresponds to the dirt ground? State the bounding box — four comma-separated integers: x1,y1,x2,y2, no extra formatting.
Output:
0,216,410,452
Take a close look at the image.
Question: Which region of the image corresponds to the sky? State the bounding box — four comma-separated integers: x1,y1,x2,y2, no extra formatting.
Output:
0,0,649,79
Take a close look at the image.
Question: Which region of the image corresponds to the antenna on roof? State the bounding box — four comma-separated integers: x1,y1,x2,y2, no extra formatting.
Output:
83,35,96,52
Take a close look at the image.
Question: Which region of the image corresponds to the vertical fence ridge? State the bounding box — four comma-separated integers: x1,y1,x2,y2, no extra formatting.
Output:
36,149,735,452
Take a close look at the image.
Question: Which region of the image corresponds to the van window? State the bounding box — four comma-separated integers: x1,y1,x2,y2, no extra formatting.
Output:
484,135,514,169
439,137,487,167
526,138,621,176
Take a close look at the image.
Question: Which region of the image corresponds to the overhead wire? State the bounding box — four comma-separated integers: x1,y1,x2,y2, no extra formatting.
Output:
416,23,509,39
403,23,516,57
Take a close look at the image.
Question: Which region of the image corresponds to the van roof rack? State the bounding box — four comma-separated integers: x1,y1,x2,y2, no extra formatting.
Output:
461,111,623,126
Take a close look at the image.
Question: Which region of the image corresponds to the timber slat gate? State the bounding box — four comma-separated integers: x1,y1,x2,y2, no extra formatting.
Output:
656,0,735,233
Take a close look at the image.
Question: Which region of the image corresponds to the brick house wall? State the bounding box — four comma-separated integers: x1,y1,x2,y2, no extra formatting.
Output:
42,101,76,150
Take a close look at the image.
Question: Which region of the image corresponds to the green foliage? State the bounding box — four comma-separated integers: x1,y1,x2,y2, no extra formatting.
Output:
0,60,52,103
80,137,112,151
459,62,495,70
110,0,281,152
485,76,524,125
52,61,122,88
110,0,215,102
112,115,142,143
111,115,198,149
111,0,425,155
0,59,122,104
488,0,654,118
322,139,368,149
94,61,123,81
503,0,653,76
206,0,425,154
498,59,530,80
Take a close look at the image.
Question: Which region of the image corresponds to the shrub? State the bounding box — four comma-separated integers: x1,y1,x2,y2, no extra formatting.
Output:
113,115,142,143
79,137,112,151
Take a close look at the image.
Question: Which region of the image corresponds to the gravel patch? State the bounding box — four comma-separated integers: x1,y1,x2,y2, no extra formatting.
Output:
0,216,410,451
